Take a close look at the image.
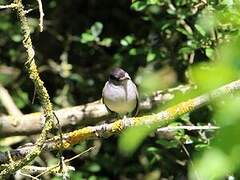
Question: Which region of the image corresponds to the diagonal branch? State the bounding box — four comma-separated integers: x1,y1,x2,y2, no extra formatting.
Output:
0,79,239,165
0,84,192,137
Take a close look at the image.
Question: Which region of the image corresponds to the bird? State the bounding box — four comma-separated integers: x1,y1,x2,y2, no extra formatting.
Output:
102,68,139,117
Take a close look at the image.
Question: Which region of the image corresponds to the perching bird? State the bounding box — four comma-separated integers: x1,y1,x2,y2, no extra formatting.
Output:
102,68,139,117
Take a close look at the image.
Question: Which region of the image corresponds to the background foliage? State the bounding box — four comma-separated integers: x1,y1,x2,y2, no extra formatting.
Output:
1,0,240,179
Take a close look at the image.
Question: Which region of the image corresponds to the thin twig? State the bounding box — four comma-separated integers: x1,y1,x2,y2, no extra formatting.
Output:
179,141,201,180
16,171,40,180
32,86,37,104
24,8,35,14
53,112,64,172
0,3,18,9
36,0,44,32
158,125,219,132
179,19,193,35
189,52,195,64
65,146,96,162
35,146,95,178
192,0,208,14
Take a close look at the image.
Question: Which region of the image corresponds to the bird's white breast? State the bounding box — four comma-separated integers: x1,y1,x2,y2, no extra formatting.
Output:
103,80,137,114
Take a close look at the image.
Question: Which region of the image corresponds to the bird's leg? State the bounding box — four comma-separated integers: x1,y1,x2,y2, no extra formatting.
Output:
122,115,127,121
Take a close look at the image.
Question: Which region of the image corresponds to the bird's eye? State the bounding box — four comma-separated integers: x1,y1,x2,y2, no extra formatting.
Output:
110,75,120,81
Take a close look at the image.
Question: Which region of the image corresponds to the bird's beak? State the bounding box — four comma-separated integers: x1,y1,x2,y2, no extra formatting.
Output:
120,73,131,80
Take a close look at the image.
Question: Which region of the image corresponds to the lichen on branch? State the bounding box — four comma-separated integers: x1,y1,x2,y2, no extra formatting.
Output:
0,0,54,178
0,84,192,137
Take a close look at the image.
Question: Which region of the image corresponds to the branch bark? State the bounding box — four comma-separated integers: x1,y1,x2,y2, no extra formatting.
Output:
0,79,239,165
0,85,192,137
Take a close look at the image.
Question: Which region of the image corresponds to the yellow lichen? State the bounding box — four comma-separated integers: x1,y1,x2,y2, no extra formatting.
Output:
166,99,195,119
63,127,93,148
111,120,123,133
133,116,146,125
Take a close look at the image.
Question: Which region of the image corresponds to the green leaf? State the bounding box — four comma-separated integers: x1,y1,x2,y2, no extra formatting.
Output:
205,48,214,58
176,27,192,37
129,48,137,55
146,52,156,62
194,24,206,36
98,38,112,47
69,172,84,180
11,34,22,42
87,163,101,173
91,22,103,37
120,35,135,46
180,113,190,122
131,1,147,11
156,139,178,149
13,89,29,109
89,176,98,180
146,146,159,153
190,148,232,180
188,62,237,92
118,124,156,155
80,32,95,43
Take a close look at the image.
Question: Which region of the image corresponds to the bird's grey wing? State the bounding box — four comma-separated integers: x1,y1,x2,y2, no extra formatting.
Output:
102,82,114,114
102,95,114,114
131,84,139,117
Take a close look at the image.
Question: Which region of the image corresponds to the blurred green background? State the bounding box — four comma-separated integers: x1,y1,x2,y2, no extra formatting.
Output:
1,0,240,179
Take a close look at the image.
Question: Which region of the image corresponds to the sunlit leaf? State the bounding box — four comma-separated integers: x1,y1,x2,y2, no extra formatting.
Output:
136,66,177,94
146,51,156,62
205,48,214,59
98,38,112,47
194,24,206,36
12,89,29,109
120,35,135,46
87,163,101,173
131,1,147,11
190,148,232,180
188,63,237,92
118,124,156,155
91,22,103,37
80,32,95,43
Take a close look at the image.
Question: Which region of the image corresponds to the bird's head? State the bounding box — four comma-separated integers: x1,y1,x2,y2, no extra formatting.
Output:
109,68,131,85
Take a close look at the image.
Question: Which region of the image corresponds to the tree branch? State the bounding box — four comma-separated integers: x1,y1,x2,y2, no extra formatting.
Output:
0,84,192,137
0,0,54,178
0,84,23,116
0,79,239,165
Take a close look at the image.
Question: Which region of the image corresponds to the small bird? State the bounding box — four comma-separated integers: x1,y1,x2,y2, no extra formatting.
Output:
102,68,139,117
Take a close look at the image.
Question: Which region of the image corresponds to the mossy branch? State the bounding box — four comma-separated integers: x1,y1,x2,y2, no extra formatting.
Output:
0,0,54,178
0,79,239,165
0,84,192,137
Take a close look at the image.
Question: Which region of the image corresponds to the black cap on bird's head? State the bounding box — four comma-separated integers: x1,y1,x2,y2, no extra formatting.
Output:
109,68,130,82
